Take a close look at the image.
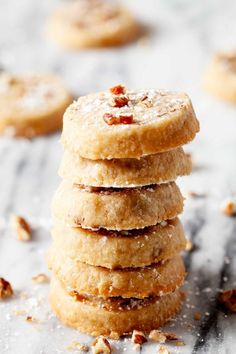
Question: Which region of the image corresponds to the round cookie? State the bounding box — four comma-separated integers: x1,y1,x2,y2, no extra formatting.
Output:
59,147,192,187
0,72,72,138
52,218,186,269
204,51,236,102
47,0,138,49
50,276,183,339
61,87,199,159
51,181,184,230
48,251,186,298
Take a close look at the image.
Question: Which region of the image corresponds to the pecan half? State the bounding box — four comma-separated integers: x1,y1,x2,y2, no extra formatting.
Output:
110,84,125,95
0,278,13,299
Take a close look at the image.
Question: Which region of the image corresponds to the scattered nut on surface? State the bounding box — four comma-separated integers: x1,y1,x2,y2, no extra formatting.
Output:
0,278,13,299
221,199,236,216
194,312,202,321
32,273,49,284
218,289,236,312
11,215,31,241
186,191,206,198
149,330,166,343
131,330,147,345
158,345,169,354
91,337,111,354
185,239,193,252
67,341,89,352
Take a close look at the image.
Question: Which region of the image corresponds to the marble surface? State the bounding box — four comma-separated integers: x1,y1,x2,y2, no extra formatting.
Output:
0,0,236,353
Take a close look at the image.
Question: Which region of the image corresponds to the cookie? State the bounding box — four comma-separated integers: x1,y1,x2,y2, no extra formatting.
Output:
59,147,192,188
47,0,138,49
51,181,184,230
50,276,183,339
0,72,72,138
204,51,236,102
61,87,199,159
48,251,186,298
52,218,186,269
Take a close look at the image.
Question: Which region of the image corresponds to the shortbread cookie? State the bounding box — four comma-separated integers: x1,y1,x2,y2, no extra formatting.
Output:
50,276,183,339
52,218,186,269
48,251,186,298
204,51,236,102
59,147,192,187
0,73,72,138
62,87,199,159
51,181,184,230
47,0,138,49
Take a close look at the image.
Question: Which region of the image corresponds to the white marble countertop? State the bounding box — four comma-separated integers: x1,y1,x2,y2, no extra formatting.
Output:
1,0,236,353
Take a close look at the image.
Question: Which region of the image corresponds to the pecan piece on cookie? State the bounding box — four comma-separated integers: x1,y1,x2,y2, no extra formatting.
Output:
110,84,126,95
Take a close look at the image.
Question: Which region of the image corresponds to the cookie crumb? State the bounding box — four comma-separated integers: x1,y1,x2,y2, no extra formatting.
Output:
221,199,236,216
218,289,236,312
0,278,13,299
91,337,111,354
158,345,169,354
185,239,193,251
149,330,166,343
131,330,147,345
32,273,49,284
67,340,89,352
11,215,31,241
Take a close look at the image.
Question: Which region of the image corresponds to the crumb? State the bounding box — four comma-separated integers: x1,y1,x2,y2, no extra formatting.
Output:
218,289,236,312
185,239,193,251
91,337,111,354
11,215,31,241
0,277,13,299
194,312,202,321
186,191,206,198
138,36,150,47
149,330,166,343
221,199,236,216
67,340,89,352
175,340,185,346
158,346,169,354
32,273,49,284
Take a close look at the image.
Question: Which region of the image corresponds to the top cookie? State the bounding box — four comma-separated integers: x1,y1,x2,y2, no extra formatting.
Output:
62,85,199,159
47,0,138,49
204,51,236,102
0,72,72,138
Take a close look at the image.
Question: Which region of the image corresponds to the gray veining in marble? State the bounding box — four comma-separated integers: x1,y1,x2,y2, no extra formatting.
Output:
0,0,236,353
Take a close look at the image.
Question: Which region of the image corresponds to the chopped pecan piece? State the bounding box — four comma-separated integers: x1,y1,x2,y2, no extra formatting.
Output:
0,278,13,299
131,330,147,345
119,114,134,124
103,113,134,125
111,96,128,108
221,199,236,216
194,312,202,321
218,289,236,312
11,215,31,241
32,273,49,284
110,84,125,95
91,337,111,354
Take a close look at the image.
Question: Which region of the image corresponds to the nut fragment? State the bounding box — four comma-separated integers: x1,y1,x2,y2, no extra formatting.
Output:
149,330,166,343
194,312,202,321
32,273,49,284
11,215,31,241
131,330,147,345
221,199,236,216
185,239,193,252
218,289,236,312
103,113,134,125
158,346,169,354
0,278,13,299
110,84,125,95
111,96,128,108
67,341,89,352
91,337,111,354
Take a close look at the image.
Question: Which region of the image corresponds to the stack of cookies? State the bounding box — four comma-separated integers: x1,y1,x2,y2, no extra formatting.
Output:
49,85,199,339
